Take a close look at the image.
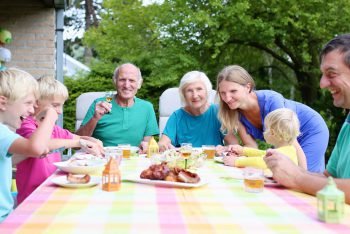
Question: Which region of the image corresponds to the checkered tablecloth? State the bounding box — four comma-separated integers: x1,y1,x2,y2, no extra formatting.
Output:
1,158,350,234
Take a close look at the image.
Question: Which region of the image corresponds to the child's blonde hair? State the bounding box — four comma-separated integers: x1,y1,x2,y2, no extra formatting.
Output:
0,68,39,102
37,75,69,101
264,108,300,145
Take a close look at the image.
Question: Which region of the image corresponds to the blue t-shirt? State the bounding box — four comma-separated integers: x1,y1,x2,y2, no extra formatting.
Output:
82,97,159,146
326,114,350,178
240,90,329,172
163,104,224,147
0,123,20,223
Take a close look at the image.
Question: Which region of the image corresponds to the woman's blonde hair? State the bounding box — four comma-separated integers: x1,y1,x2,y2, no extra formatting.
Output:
179,71,212,105
216,65,256,133
264,108,300,145
0,68,39,102
37,75,69,101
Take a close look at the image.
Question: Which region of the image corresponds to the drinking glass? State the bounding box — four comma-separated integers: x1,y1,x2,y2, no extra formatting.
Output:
180,143,192,169
243,167,264,193
105,91,114,113
202,145,216,159
118,144,131,159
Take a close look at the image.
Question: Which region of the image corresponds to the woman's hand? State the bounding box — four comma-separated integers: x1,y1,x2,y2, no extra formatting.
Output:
139,141,149,154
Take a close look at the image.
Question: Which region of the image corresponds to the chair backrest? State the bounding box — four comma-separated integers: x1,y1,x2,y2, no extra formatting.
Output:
158,87,217,136
75,91,107,131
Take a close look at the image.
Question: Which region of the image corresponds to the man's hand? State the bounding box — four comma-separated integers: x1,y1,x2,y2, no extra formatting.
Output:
139,141,149,154
93,101,112,120
264,149,303,189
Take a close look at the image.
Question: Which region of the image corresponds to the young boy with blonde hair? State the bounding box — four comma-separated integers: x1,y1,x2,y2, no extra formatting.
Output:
224,108,307,170
0,68,57,222
15,76,104,204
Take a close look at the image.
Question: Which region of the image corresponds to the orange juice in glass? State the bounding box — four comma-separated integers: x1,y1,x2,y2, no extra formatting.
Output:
243,167,264,193
180,143,192,169
118,144,131,159
202,145,216,159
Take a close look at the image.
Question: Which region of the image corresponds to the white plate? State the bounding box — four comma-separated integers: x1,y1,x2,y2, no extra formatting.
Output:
264,177,280,186
214,156,224,164
51,176,101,188
53,160,105,174
123,174,208,188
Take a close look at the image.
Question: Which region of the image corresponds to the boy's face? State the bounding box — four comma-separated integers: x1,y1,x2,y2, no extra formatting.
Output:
0,93,36,129
36,96,65,115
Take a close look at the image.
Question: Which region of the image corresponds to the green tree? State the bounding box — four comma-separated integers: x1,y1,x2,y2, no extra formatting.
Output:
68,0,350,158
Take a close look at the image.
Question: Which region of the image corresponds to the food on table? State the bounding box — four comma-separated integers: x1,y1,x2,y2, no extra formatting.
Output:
140,162,200,184
67,173,91,184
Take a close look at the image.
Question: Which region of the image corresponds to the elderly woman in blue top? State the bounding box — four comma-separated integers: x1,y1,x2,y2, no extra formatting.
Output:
158,71,237,151
217,65,329,173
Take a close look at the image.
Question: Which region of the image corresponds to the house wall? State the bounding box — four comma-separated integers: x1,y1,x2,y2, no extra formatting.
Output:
0,0,55,78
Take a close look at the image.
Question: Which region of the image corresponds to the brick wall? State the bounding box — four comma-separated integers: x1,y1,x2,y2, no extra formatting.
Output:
0,0,55,78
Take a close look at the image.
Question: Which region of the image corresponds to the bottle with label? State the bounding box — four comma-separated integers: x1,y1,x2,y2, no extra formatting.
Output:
147,136,159,158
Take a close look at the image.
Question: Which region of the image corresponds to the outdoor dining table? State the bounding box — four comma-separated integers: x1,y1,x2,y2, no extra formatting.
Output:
1,157,350,234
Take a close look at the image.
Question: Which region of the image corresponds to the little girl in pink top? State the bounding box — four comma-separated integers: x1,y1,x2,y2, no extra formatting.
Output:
15,76,104,205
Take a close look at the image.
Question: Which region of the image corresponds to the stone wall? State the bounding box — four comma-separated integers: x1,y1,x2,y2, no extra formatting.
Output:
0,0,55,78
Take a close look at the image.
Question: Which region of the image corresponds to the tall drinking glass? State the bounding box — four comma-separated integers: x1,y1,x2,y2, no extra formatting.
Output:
180,143,192,169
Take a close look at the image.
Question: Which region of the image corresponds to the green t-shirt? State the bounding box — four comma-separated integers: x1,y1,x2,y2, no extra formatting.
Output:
326,113,350,178
81,97,159,147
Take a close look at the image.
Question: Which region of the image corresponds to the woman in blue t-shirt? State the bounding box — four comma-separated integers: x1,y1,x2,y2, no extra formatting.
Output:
158,71,237,151
216,65,329,173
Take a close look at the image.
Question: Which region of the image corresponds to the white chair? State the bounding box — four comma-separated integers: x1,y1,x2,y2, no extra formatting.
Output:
158,87,217,136
75,91,107,131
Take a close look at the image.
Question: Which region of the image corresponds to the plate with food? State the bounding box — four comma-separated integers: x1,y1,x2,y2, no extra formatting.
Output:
53,159,105,174
123,162,208,188
214,156,224,164
104,146,139,156
51,174,101,188
264,177,281,187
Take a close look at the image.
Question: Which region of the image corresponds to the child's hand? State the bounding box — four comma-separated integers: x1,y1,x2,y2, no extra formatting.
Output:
79,139,104,157
227,144,243,155
215,145,228,156
35,107,58,123
223,155,237,167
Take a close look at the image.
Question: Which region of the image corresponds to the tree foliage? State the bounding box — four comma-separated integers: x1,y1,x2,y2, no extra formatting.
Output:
64,0,350,158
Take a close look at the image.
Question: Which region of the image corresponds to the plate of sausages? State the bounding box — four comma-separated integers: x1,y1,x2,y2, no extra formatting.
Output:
51,174,101,188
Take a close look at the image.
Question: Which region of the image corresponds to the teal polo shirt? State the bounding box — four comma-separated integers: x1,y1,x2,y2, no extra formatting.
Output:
82,97,159,147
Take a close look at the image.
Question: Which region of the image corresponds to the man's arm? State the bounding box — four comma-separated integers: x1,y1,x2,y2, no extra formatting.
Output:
264,149,350,204
76,101,111,136
75,116,99,136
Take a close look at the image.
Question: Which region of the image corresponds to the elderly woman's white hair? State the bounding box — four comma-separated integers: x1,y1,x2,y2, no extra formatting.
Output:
178,71,212,105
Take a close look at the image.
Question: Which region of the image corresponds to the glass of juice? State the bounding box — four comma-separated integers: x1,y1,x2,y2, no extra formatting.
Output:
180,143,192,169
243,167,264,193
118,144,131,159
104,91,114,113
202,145,216,159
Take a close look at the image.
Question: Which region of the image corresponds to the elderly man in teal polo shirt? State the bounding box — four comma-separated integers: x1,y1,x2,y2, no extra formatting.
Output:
76,63,159,151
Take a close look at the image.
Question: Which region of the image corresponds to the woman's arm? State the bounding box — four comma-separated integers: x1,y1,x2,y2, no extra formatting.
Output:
237,123,258,148
158,134,174,152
